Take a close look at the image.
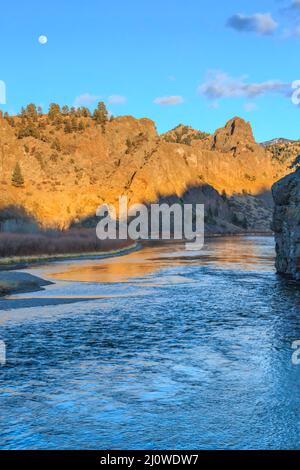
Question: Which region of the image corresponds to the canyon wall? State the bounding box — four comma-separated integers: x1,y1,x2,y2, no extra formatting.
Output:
0,111,296,232
272,168,300,280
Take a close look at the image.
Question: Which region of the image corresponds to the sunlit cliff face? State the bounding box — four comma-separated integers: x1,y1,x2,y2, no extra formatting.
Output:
0,112,294,229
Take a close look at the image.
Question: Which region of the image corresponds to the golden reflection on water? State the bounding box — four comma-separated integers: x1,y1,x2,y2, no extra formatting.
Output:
48,236,275,284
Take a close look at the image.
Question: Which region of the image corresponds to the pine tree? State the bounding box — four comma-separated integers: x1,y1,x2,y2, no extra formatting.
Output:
81,107,91,118
11,162,24,187
48,103,61,121
71,116,77,131
25,103,38,120
64,121,72,133
241,215,248,230
290,154,300,170
93,101,108,125
62,105,70,116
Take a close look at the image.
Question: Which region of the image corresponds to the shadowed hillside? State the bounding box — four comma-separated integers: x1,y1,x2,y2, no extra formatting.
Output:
0,104,296,233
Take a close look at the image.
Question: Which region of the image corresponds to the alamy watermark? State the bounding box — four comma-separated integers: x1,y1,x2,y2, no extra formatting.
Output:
96,196,205,250
0,80,6,104
0,340,6,366
291,80,300,106
291,341,300,365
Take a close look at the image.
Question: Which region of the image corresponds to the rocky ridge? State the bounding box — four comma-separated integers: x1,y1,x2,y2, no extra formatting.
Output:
0,110,296,232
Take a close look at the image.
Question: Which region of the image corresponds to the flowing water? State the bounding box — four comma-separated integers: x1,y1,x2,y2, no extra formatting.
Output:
1,236,300,450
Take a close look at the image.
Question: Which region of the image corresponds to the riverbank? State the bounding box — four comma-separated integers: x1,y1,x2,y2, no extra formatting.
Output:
0,242,139,269
0,242,139,297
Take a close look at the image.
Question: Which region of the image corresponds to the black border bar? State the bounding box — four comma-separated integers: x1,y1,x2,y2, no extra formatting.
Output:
0,450,299,466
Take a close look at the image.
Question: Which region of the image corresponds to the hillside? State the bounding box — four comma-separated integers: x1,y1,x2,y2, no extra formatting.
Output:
263,139,300,165
0,105,296,234
261,138,296,147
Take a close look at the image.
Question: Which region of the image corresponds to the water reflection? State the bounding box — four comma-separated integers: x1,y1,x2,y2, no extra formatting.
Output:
41,236,275,284
1,236,300,450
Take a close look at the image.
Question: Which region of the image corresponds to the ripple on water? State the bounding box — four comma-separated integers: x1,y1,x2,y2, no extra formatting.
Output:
1,237,300,449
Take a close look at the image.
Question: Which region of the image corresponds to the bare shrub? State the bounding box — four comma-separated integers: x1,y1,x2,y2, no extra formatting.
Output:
0,229,131,258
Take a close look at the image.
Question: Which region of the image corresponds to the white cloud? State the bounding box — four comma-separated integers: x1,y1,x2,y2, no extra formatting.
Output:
284,25,300,36
107,95,127,105
227,13,278,35
74,93,100,107
282,1,300,37
244,102,258,112
292,0,300,8
154,95,184,106
209,101,220,110
198,71,290,102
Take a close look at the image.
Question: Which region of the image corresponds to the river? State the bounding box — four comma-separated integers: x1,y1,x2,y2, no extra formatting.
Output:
1,236,300,449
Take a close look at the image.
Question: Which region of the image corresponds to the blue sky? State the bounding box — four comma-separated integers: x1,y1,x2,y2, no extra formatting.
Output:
1,0,300,141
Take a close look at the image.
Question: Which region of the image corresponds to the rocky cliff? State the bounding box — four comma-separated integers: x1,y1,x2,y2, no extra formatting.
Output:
0,109,295,232
272,168,300,280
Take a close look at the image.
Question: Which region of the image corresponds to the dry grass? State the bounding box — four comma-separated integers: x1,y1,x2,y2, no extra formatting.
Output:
0,229,133,259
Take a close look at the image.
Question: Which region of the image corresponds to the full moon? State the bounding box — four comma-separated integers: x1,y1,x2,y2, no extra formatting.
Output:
38,35,48,45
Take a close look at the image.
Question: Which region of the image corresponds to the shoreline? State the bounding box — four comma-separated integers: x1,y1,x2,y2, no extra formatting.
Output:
0,242,140,271
0,233,274,298
0,242,140,297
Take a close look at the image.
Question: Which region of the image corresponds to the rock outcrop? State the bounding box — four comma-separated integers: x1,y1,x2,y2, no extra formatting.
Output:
0,112,295,230
210,116,255,153
272,168,300,280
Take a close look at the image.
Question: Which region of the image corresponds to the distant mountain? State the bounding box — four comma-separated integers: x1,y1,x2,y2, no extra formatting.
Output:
261,138,300,165
0,108,295,233
261,138,297,147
